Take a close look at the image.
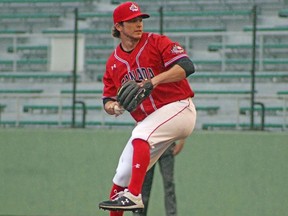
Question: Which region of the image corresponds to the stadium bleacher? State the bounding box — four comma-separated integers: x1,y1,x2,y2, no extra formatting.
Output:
278,8,288,17
208,42,288,53
0,0,287,130
23,104,102,113
0,88,43,94
277,90,288,95
0,72,77,82
0,29,27,34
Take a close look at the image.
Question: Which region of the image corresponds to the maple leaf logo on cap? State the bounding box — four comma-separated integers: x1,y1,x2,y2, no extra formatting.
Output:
130,3,139,12
113,2,150,24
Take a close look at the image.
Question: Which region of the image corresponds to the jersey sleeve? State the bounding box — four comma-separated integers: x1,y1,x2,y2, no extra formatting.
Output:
102,60,118,101
155,34,189,68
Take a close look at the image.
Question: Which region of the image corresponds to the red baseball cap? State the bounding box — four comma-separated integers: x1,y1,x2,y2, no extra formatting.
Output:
113,1,150,24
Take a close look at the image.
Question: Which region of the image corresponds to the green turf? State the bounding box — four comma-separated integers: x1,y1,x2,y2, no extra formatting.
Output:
0,129,287,216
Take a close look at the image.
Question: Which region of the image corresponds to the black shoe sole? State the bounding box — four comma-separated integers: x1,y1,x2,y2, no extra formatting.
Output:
99,205,143,212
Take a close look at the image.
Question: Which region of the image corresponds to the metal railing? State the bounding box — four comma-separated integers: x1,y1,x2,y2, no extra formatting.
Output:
0,94,287,130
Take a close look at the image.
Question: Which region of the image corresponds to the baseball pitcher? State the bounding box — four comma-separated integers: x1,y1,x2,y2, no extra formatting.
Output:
99,2,197,216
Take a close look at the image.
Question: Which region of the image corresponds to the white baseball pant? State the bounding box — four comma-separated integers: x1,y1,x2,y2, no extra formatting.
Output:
113,97,196,187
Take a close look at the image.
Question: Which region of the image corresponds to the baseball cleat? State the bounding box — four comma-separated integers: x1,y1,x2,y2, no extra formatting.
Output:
99,189,144,211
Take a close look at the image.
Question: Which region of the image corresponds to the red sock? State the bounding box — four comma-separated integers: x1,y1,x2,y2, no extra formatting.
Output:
128,139,150,196
109,184,124,216
109,184,125,200
110,210,123,216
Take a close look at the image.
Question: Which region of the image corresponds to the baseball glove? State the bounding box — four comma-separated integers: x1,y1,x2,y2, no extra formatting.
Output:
117,80,153,112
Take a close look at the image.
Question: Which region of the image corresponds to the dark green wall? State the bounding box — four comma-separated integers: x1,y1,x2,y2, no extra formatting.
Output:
0,129,287,216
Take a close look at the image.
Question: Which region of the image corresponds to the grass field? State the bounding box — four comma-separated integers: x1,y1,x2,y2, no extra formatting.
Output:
0,128,287,216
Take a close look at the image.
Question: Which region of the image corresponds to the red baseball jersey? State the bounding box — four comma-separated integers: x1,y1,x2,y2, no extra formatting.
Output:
102,32,194,122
